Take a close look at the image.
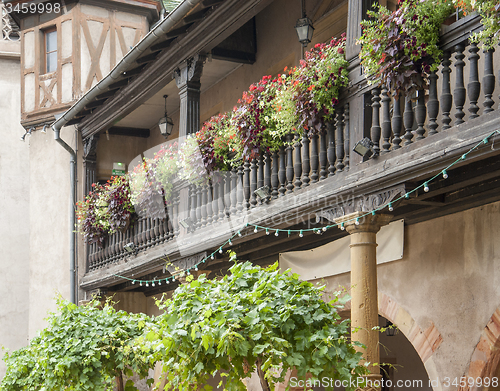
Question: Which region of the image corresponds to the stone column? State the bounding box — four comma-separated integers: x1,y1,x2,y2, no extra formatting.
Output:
335,211,392,389
174,54,205,138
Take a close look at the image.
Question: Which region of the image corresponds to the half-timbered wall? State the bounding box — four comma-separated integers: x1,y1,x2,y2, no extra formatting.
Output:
20,3,148,124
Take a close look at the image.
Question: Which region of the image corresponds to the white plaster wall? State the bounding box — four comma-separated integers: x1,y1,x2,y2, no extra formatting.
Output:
27,126,75,338
0,50,30,378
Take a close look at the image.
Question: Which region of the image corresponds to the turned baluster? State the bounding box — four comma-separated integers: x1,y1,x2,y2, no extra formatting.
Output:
343,103,350,170
250,158,258,207
278,145,286,196
319,130,327,180
109,234,116,261
224,171,231,216
258,152,264,190
88,243,94,269
195,186,202,229
327,122,336,176
468,42,480,119
153,218,160,245
415,89,426,140
483,48,495,113
231,168,238,214
264,153,271,194
140,218,147,250
310,134,319,183
217,176,225,219
335,107,345,171
441,51,453,129
236,165,244,213
286,134,294,192
189,185,197,232
371,87,381,155
212,178,219,223
403,95,414,145
428,72,439,135
454,43,466,126
301,132,310,186
243,161,251,208
271,151,279,199
201,183,208,227
173,192,180,236
381,88,392,153
167,213,174,240
392,94,402,148
294,133,302,189
207,182,213,225
146,218,153,248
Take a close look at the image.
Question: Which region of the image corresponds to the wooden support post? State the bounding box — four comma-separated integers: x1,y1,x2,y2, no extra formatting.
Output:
335,211,392,390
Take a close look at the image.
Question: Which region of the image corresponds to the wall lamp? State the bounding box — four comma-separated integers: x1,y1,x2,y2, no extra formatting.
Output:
179,217,194,229
386,320,396,337
353,137,375,158
254,185,271,202
124,242,138,255
20,127,33,141
158,94,174,139
295,0,314,48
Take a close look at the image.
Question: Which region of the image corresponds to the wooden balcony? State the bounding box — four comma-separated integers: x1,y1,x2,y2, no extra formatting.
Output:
82,15,500,291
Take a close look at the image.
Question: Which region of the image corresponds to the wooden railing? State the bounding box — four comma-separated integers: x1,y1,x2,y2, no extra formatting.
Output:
87,15,500,271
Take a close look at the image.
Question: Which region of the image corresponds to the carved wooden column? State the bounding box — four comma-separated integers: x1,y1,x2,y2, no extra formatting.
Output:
174,54,205,138
335,211,392,389
83,135,99,194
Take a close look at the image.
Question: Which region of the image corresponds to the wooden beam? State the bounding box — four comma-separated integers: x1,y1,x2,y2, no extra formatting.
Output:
107,127,150,138
150,38,176,52
183,9,210,24
85,99,108,110
108,78,130,90
136,51,160,65
211,47,255,63
165,23,194,38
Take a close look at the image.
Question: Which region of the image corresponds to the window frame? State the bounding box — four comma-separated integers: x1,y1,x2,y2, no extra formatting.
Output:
43,27,58,74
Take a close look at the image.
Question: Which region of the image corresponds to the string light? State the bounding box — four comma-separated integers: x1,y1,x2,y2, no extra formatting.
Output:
111,130,500,289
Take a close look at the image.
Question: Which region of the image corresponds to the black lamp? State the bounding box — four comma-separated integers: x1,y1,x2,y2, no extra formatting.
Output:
158,94,174,138
295,0,314,47
353,137,375,158
386,320,396,337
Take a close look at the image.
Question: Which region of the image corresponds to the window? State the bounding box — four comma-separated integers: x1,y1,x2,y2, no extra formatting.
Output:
44,28,57,73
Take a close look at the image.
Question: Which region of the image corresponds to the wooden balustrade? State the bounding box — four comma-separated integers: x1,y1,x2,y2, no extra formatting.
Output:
87,19,500,271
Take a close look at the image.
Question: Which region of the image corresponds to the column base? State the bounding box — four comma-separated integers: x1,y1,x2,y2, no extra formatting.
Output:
355,374,383,391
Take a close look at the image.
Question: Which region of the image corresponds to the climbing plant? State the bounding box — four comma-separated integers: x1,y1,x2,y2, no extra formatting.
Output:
141,260,365,391
0,298,154,391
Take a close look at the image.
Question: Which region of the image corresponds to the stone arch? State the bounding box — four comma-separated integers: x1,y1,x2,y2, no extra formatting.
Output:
460,307,500,391
378,292,444,390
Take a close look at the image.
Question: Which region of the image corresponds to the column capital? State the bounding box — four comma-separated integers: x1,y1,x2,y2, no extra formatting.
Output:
174,54,205,88
335,211,392,234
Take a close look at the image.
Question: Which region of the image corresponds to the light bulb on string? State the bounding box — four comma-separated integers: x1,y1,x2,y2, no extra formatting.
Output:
388,203,394,212
275,230,279,237
237,231,242,237
266,229,270,235
322,227,327,232
140,281,143,286
152,281,155,287
371,211,376,216
132,280,136,285
299,230,303,238
442,170,448,179
228,239,233,246
167,279,170,284
355,218,360,226
254,227,258,233
187,269,190,275
405,193,410,199
211,254,214,260
340,222,345,231
195,266,198,271
462,154,467,160
424,183,430,192
219,248,223,254
146,282,149,287
158,280,162,286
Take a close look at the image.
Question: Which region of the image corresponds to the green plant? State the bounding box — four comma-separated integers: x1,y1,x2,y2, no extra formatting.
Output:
358,0,455,96
293,35,349,135
141,260,365,391
0,297,154,391
152,141,179,203
178,135,209,186
454,0,500,49
76,176,134,246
